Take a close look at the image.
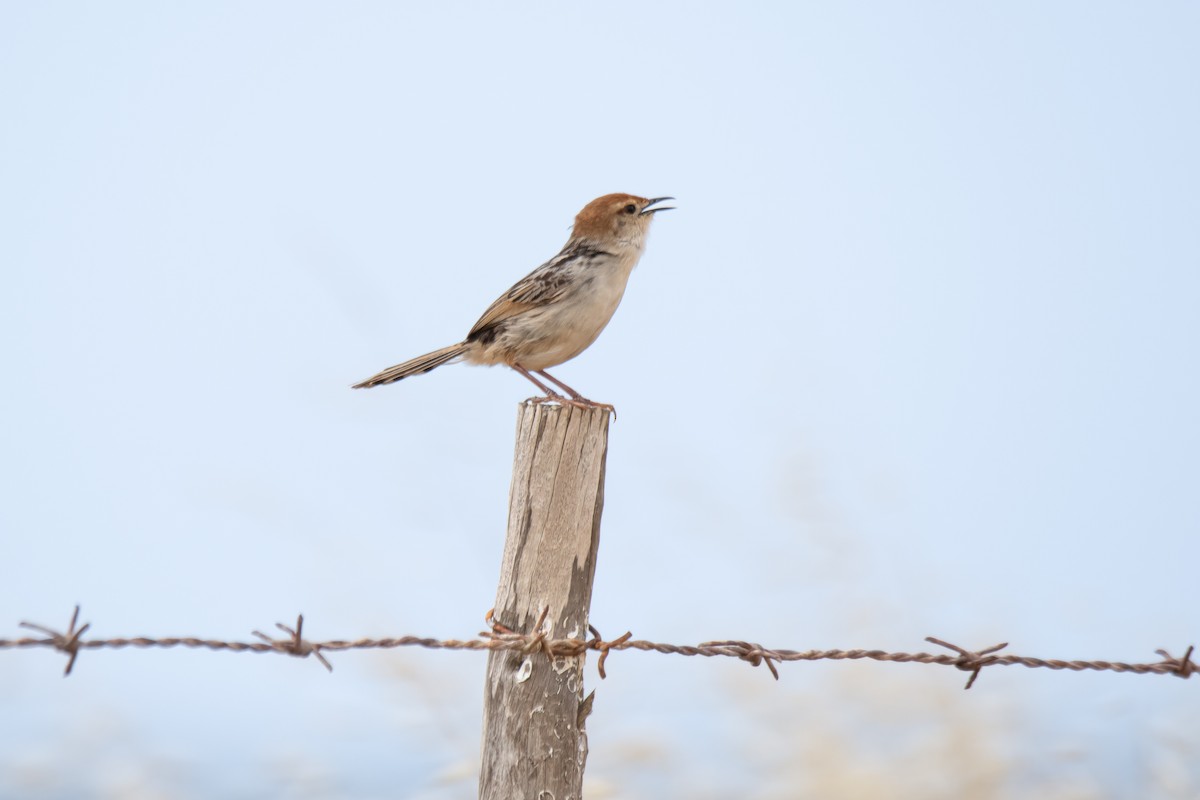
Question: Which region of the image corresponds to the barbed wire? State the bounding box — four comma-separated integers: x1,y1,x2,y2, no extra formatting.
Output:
2,606,1195,690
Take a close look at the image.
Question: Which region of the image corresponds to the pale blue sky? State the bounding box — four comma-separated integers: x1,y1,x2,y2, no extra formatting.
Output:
2,3,1198,797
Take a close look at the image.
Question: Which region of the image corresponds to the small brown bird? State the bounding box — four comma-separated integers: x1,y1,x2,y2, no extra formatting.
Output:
353,193,673,411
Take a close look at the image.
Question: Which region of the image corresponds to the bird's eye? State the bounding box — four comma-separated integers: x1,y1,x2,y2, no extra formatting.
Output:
623,204,637,215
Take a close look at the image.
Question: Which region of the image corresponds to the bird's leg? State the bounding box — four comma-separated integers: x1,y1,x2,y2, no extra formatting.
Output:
511,365,565,405
537,370,616,417
534,370,584,399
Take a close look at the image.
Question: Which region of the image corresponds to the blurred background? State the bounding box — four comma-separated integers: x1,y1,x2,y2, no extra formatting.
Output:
2,3,1198,798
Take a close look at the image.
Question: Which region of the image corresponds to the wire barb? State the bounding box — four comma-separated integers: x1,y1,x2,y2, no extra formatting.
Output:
588,625,631,680
701,641,781,680
18,605,90,676
484,607,516,636
926,637,1009,689
520,607,553,658
1155,645,1197,679
252,615,332,672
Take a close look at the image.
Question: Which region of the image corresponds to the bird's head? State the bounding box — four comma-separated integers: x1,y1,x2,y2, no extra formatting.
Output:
571,193,674,248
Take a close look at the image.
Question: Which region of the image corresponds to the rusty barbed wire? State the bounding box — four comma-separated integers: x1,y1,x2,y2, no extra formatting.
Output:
2,606,1195,689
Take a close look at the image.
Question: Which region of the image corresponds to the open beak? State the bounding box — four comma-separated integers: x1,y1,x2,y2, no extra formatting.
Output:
640,196,676,215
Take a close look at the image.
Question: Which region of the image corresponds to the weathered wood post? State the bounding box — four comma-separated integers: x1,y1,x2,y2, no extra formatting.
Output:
479,402,610,800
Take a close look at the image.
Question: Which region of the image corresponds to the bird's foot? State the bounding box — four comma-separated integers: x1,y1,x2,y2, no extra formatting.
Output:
526,392,566,408
562,396,617,420
524,394,616,419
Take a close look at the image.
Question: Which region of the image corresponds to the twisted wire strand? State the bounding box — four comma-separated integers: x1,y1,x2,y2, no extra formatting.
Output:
2,607,1195,687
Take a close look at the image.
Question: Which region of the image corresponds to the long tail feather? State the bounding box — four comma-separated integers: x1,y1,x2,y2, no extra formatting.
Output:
352,342,470,389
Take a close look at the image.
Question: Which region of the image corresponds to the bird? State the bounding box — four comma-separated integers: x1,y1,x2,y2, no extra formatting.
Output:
353,193,673,412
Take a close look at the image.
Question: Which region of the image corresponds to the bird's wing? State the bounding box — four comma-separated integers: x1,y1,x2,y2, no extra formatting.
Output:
467,252,578,338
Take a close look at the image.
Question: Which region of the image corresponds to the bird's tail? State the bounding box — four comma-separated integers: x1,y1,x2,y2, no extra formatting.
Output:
352,342,470,389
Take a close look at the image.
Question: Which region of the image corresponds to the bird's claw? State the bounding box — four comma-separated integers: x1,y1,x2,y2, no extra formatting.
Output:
525,395,616,420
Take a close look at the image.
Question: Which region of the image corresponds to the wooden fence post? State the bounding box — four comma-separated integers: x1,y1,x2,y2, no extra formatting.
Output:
479,402,611,800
